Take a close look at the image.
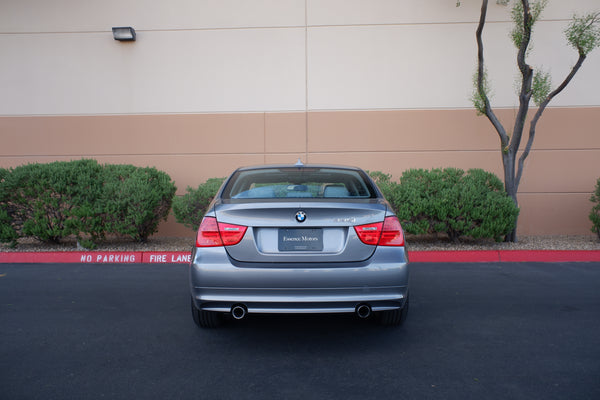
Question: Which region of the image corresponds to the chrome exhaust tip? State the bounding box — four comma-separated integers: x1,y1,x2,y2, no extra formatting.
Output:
356,304,372,319
231,304,247,320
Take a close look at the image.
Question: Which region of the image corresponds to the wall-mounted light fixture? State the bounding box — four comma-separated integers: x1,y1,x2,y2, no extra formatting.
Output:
112,27,136,41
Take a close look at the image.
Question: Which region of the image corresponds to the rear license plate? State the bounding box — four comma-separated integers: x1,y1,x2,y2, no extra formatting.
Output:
278,228,323,251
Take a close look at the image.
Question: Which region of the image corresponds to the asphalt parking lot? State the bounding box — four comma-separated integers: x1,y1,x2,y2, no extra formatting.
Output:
1,262,599,400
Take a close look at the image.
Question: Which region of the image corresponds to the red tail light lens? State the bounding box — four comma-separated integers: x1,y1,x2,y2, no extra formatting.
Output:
196,217,221,247
379,216,405,246
354,222,383,246
354,216,404,247
196,217,247,247
218,222,248,246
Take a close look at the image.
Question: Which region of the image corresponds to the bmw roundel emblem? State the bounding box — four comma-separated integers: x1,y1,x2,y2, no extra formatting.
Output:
295,211,307,223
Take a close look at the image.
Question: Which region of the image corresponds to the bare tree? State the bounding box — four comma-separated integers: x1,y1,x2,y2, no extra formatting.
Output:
468,0,600,241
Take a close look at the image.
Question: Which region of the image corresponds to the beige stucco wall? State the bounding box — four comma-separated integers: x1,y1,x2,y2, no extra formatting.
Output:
2,1,600,114
1,1,599,237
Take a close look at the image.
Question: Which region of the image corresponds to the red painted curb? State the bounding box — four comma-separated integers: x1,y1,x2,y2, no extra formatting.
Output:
1,250,600,264
499,250,600,263
409,250,600,263
409,251,500,263
0,251,157,264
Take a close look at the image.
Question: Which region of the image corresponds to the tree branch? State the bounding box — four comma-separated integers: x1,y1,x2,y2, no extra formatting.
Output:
476,0,509,147
516,53,587,185
510,0,534,164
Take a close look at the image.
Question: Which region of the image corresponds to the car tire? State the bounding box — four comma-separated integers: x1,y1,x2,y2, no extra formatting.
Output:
379,294,409,327
191,297,222,328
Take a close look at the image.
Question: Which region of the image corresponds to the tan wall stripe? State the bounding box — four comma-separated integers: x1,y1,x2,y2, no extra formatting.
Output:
1,107,598,236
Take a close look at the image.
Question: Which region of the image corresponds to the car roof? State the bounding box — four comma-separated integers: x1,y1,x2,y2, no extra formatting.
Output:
233,164,364,172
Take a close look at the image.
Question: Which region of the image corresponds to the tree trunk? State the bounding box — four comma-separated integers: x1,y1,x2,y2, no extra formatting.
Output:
503,151,519,242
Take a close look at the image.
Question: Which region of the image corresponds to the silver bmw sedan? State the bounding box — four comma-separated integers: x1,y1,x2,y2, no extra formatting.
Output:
189,163,409,327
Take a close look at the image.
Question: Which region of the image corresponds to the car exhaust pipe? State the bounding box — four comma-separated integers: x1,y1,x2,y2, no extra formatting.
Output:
231,304,247,320
356,304,372,319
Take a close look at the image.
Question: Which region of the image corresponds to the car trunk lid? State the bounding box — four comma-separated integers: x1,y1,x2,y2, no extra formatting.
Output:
214,200,388,263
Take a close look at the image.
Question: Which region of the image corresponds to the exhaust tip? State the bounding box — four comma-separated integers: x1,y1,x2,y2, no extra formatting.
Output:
231,304,247,320
356,304,372,319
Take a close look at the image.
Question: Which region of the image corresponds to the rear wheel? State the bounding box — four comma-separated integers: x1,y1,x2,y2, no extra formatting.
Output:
379,294,409,327
191,297,222,328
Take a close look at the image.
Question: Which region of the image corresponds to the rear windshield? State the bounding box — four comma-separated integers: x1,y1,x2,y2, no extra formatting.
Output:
221,167,377,199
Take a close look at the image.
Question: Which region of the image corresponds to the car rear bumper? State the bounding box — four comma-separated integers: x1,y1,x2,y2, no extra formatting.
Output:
192,287,407,314
190,246,409,314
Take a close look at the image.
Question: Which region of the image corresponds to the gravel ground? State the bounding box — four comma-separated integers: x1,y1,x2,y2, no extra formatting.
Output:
405,234,600,251
1,234,599,252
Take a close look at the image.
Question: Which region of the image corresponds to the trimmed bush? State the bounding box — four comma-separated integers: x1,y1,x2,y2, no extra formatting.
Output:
368,171,398,203
389,168,519,242
0,168,19,245
173,178,225,231
101,165,177,243
0,207,17,245
0,160,177,246
590,178,600,240
1,160,105,243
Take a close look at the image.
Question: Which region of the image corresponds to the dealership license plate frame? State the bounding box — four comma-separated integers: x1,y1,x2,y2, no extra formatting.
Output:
278,228,324,251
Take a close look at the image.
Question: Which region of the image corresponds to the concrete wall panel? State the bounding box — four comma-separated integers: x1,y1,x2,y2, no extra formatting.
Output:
0,114,266,156
0,0,305,32
533,107,600,149
517,150,600,194
0,28,306,115
307,109,500,152
518,193,594,236
265,112,307,153
307,21,600,110
307,23,476,110
307,0,600,26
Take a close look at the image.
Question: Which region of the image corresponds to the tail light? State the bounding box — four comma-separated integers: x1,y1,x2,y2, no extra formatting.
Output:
354,216,405,246
196,217,247,247
354,222,383,246
379,216,405,246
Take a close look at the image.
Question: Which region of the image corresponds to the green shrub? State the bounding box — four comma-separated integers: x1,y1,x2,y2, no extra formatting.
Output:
173,178,225,231
0,207,18,246
101,165,177,242
1,160,105,243
368,171,399,205
0,160,177,246
390,168,519,242
0,167,8,183
0,167,19,246
590,178,600,240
